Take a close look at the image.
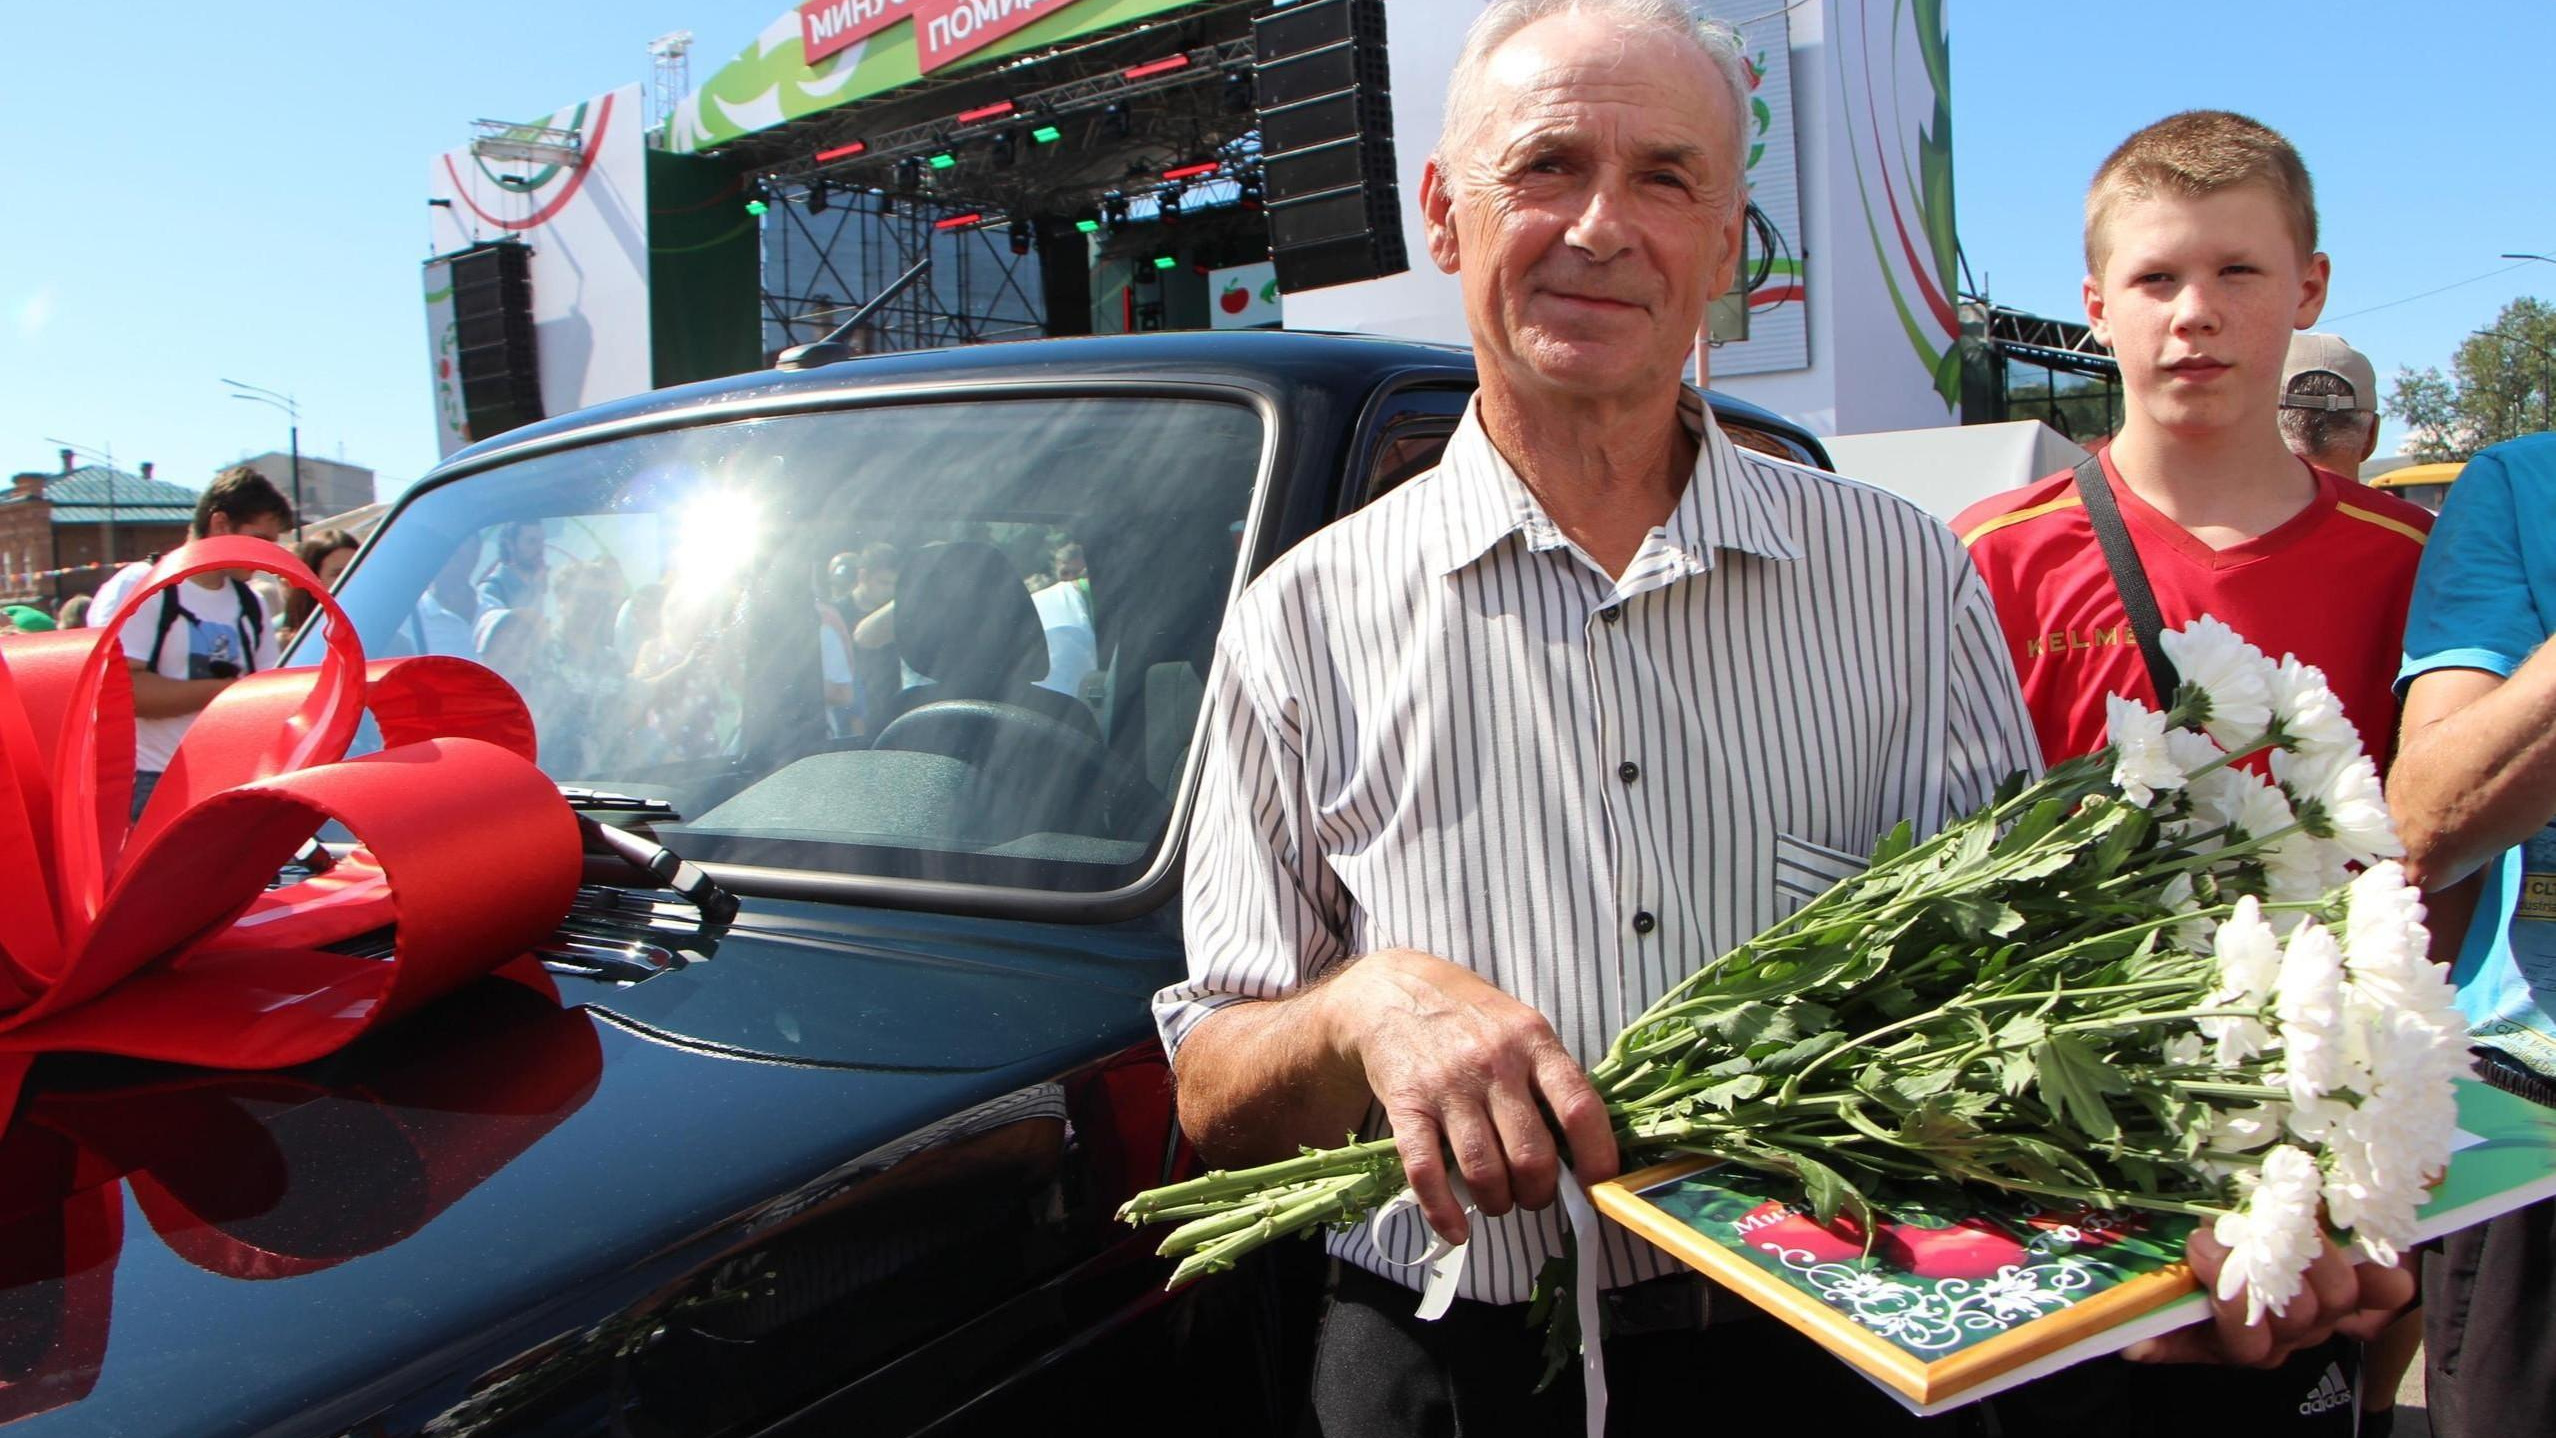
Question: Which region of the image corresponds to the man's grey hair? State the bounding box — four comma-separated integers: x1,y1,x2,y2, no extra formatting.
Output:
2278,369,2376,464
1436,0,1753,195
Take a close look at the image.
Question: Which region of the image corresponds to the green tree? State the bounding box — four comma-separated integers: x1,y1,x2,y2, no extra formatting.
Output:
2386,296,2556,461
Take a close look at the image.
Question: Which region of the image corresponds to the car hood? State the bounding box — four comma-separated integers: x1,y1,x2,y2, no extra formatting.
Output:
0,891,1182,1437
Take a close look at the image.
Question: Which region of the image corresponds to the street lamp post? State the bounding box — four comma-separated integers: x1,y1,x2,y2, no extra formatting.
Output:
221,379,302,530
2477,328,2556,433
2503,252,2556,266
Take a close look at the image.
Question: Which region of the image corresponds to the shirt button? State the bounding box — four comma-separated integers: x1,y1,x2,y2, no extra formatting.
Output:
1618,760,1639,784
1600,605,1622,625
1632,910,1657,935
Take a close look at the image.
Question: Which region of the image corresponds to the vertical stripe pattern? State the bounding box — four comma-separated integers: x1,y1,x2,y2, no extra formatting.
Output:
1158,392,2040,1304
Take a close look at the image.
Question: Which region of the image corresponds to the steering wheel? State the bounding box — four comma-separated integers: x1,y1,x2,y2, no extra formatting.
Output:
870,699,1166,841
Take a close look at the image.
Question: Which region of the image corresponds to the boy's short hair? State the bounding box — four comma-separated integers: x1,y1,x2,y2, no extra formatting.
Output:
2083,110,2316,273
192,464,294,539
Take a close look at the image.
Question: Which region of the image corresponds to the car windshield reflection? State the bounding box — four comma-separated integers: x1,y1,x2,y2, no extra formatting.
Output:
322,394,1262,892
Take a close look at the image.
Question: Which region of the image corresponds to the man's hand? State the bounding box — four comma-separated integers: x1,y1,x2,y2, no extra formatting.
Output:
1322,949,1618,1246
2124,1230,2414,1367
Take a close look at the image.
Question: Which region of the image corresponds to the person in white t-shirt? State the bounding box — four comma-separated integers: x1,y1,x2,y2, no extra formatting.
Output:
90,465,292,819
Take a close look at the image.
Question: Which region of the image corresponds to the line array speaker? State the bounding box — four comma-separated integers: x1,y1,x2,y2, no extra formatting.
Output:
449,241,545,441
1253,0,1405,294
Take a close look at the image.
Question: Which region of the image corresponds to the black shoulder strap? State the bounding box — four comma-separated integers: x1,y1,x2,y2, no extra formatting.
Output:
231,578,263,670
143,577,264,674
147,586,184,671
2071,451,2181,705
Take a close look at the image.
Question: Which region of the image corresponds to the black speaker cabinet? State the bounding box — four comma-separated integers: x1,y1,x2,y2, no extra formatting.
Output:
1253,0,1406,293
449,242,545,441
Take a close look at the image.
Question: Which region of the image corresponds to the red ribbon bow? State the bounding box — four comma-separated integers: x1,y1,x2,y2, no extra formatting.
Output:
0,537,584,1127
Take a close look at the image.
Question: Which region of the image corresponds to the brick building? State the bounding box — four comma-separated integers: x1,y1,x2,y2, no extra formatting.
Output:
0,453,196,610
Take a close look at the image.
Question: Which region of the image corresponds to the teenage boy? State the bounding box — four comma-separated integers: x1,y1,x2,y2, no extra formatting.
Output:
1953,110,2426,1435
92,465,292,819
1955,111,2432,772
2389,432,2556,1438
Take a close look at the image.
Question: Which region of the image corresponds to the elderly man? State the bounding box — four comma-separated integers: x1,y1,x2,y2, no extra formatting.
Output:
1157,1,2402,1431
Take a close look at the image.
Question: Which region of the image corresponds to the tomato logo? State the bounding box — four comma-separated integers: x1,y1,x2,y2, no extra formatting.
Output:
1219,281,1250,316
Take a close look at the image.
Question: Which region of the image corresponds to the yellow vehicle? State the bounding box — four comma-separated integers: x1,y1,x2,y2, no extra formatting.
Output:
2369,460,2464,512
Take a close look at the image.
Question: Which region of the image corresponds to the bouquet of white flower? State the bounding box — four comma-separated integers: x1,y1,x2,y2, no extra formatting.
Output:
1121,617,2469,1335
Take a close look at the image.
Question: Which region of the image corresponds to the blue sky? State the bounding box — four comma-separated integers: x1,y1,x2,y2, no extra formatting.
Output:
5,1,2547,499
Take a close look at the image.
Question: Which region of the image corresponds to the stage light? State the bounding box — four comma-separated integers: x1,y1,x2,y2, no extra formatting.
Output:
744,179,771,216
897,157,923,190
1102,194,1130,227
746,199,769,216
927,152,958,170
1008,219,1032,255
877,188,896,215
806,180,829,213
1238,176,1264,211
1031,124,1061,144
933,211,987,231
1075,218,1101,233
1152,254,1178,270
956,100,1016,124
816,139,868,163
990,130,1016,168
1162,161,1220,182
1102,103,1130,139
1223,69,1254,112
1123,54,1190,80
1158,184,1184,222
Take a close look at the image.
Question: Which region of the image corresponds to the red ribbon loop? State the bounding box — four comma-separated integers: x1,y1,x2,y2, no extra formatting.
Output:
0,538,584,1126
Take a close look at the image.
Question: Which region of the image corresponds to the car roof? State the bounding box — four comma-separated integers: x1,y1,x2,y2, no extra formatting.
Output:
435,330,1827,475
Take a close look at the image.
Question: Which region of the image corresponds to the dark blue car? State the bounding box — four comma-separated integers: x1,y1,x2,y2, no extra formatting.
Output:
0,331,1829,1437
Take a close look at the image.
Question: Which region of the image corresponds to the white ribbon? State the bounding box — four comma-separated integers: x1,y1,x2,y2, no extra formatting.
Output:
1369,1170,1611,1436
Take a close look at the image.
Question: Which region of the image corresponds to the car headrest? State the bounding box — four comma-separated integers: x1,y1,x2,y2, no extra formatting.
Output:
895,541,1049,691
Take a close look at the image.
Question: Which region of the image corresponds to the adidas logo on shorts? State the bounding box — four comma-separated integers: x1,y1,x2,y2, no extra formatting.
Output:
2297,1362,2354,1417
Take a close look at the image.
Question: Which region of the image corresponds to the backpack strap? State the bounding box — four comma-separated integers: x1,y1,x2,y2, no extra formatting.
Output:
2071,452,2181,706
142,576,264,674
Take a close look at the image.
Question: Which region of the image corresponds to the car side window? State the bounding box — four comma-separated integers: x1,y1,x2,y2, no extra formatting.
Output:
1353,386,1473,508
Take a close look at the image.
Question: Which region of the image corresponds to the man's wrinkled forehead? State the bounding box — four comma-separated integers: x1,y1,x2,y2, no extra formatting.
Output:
1463,18,1730,170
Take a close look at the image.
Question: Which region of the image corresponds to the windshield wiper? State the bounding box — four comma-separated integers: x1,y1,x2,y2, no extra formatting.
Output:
562,788,739,925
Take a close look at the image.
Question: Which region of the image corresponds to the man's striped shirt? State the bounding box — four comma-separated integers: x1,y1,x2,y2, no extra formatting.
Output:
1158,392,2040,1304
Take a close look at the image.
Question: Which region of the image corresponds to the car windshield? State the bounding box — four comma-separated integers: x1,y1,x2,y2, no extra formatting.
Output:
324,392,1263,892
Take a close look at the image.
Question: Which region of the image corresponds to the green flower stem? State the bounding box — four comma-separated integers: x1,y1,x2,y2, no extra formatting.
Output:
2172,1080,2291,1102
1116,1137,1400,1223
2053,1007,2262,1036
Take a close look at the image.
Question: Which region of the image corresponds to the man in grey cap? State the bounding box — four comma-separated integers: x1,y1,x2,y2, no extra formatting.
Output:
2279,330,2382,479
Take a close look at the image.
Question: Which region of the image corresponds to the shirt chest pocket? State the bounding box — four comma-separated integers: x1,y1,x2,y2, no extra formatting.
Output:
1772,832,1870,917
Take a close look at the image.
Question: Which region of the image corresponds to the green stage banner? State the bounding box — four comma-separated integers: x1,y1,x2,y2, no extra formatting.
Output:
671,0,1213,153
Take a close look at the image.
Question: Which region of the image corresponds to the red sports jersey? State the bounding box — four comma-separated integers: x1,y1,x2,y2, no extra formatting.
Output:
1953,451,2432,766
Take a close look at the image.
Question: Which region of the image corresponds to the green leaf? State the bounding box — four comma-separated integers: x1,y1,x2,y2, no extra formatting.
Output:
2000,1134,2103,1188
2033,1036,2129,1141
1885,1064,1960,1105
1871,819,1915,866
1994,1013,2047,1049
1997,797,2070,854
1757,1030,1851,1076
1791,1152,1865,1227
1997,1051,2036,1098
1697,1073,1768,1110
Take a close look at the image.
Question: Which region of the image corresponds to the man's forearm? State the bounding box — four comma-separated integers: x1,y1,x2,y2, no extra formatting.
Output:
127,666,230,720
1172,980,1374,1167
2394,643,2556,888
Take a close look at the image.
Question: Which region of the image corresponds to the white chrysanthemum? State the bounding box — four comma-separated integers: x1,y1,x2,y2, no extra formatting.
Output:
2199,897,2283,1065
2182,762,2257,843
2275,922,2352,1118
2208,1103,2290,1154
2265,655,2361,759
2158,873,2218,946
2232,777,2297,844
2211,1144,2326,1324
2164,1031,2207,1066
2325,1009,2463,1266
2106,695,2187,807
2161,617,2275,749
2342,862,2439,1014
2273,746,2403,868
